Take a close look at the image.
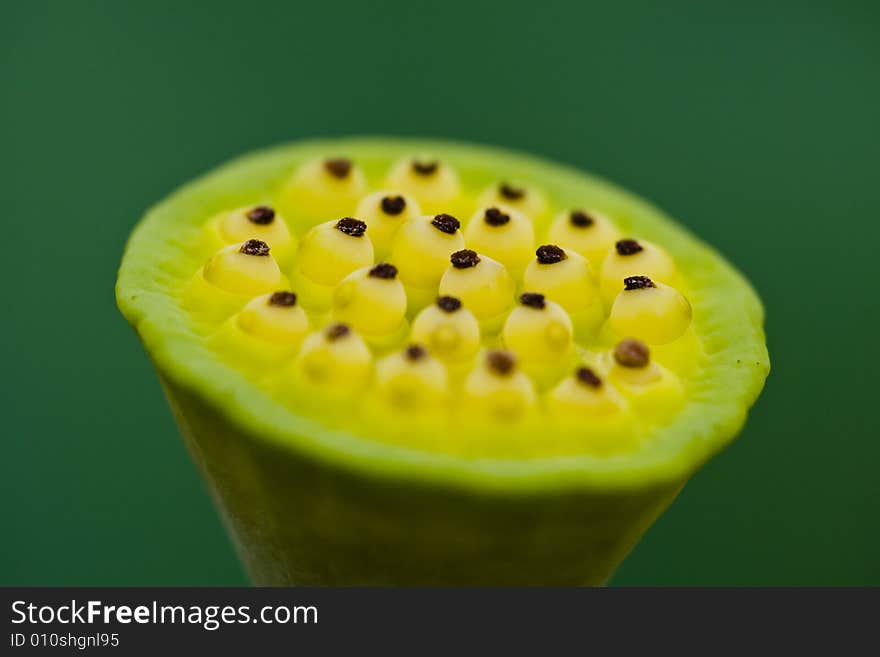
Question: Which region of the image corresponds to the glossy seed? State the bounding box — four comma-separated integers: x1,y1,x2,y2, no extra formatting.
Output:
614,338,650,368
623,275,655,290
535,244,566,264
335,217,367,237
369,263,398,279
483,207,510,226
380,195,407,215
520,292,546,309
239,239,271,256
436,296,462,313
616,239,644,256
431,213,460,235
268,291,297,307
450,249,480,269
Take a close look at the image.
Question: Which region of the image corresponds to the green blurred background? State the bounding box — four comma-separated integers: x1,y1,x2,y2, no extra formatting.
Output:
2,1,878,585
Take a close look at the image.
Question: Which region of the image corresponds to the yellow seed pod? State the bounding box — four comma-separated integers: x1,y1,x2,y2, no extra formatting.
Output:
391,214,465,306
438,250,516,332
522,245,598,311
464,206,535,277
374,344,449,411
208,291,309,373
184,239,288,320
385,157,461,213
523,246,605,341
600,238,677,303
291,218,374,309
546,366,637,454
546,366,626,418
462,350,537,421
276,157,368,232
605,339,684,420
546,209,620,267
410,296,481,365
502,293,574,368
609,276,692,345
476,181,547,223
331,264,407,338
237,291,310,345
354,191,422,260
294,323,372,392
202,205,295,265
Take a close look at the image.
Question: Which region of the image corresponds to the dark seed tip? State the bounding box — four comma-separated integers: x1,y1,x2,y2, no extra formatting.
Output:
324,157,352,179
246,205,275,225
436,295,462,313
614,338,650,368
380,195,406,215
431,213,460,234
239,239,271,256
325,323,351,341
411,159,439,176
520,292,546,309
616,239,643,256
576,367,602,388
335,217,367,237
499,182,525,200
450,249,480,269
405,344,427,361
570,210,595,228
483,207,511,226
268,291,297,307
487,350,516,376
623,275,655,290
536,244,566,264
369,263,398,279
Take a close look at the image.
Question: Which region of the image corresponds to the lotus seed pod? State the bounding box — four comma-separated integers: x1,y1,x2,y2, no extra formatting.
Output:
277,157,368,232
209,291,310,372
609,276,692,345
523,245,605,339
291,218,374,310
600,238,677,303
546,209,620,267
294,323,372,393
391,214,465,310
374,344,449,412
385,157,461,213
202,205,295,265
438,250,516,333
464,206,535,277
606,338,684,420
476,181,547,224
183,240,287,320
355,191,421,260
463,350,536,421
410,296,481,365
118,138,770,586
502,293,574,385
331,264,408,340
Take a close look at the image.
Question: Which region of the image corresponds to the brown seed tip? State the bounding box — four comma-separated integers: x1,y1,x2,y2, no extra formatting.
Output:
268,291,297,307
487,350,516,376
499,182,525,200
380,195,406,215
616,239,644,256
405,344,427,361
335,217,367,237
239,239,271,256
450,249,480,269
624,275,655,290
246,205,275,225
520,292,546,309
576,367,602,388
436,295,462,313
536,244,566,264
324,157,352,179
431,213,460,234
614,338,650,368
325,323,351,341
483,207,510,226
369,263,398,279
570,210,595,228
411,159,439,176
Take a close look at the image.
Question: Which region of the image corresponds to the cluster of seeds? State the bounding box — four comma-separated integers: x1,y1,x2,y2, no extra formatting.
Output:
183,155,696,453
